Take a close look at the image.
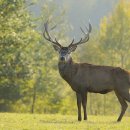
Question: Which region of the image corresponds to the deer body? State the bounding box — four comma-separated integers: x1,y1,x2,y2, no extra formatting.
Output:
43,21,130,122
58,58,130,121
58,57,130,93
58,59,115,93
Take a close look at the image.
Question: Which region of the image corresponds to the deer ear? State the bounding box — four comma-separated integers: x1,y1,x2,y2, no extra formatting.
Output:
53,45,61,52
69,45,77,53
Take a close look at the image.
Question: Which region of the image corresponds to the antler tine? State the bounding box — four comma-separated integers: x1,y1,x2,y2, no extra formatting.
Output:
69,38,75,47
55,38,60,45
50,25,57,30
44,22,50,38
43,21,61,47
43,22,49,40
69,23,92,47
80,27,86,34
76,38,83,44
86,23,92,33
43,21,53,41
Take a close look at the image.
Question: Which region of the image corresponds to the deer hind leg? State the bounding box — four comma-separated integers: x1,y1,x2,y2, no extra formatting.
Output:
115,91,128,122
118,88,130,102
123,91,130,102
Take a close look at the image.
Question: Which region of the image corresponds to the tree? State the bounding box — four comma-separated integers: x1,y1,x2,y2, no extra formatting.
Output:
98,0,130,115
27,0,71,113
100,0,130,68
0,0,39,111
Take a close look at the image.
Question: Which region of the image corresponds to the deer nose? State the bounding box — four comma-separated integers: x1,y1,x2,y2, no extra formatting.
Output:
60,57,65,61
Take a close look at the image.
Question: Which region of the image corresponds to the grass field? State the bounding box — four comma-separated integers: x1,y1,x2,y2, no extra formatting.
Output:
0,113,130,130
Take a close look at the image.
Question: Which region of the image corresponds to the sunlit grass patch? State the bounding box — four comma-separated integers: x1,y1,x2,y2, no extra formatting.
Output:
0,113,130,130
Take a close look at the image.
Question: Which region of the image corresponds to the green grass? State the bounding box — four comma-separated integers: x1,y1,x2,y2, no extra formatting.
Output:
0,113,130,130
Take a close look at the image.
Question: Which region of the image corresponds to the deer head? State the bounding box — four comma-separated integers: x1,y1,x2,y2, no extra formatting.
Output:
43,21,92,63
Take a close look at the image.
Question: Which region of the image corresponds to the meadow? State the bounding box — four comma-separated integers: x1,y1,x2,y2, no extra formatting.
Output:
0,113,130,130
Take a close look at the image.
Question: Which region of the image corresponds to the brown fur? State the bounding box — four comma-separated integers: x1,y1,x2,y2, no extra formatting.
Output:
58,57,130,122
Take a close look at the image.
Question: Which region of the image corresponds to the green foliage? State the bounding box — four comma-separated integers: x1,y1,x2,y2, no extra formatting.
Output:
100,0,130,68
1,0,130,116
0,0,39,111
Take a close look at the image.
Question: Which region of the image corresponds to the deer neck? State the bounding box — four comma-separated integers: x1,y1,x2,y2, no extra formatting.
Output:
58,57,75,83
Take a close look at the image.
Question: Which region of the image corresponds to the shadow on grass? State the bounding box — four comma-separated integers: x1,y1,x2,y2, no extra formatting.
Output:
86,121,118,124
39,119,119,124
39,120,76,124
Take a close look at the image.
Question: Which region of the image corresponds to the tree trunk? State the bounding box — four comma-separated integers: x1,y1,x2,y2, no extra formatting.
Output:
31,70,41,113
31,85,37,113
89,93,93,115
103,95,106,115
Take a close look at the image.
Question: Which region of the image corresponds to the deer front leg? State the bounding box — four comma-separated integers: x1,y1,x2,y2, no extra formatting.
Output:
81,92,87,120
76,93,82,121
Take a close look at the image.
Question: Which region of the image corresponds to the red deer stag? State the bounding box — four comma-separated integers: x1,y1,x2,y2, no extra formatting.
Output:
43,21,130,122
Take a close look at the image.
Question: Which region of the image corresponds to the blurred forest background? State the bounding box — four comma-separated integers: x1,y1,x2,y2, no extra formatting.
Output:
0,0,130,116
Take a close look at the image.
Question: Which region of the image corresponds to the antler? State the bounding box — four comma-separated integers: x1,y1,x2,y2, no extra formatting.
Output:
43,21,62,48
43,21,92,49
69,23,92,48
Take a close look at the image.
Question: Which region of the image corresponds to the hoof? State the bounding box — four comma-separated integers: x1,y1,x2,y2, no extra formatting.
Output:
117,119,121,122
117,118,121,122
78,118,82,121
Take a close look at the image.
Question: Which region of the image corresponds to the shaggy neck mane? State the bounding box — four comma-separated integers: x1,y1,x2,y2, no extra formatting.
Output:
58,57,77,83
